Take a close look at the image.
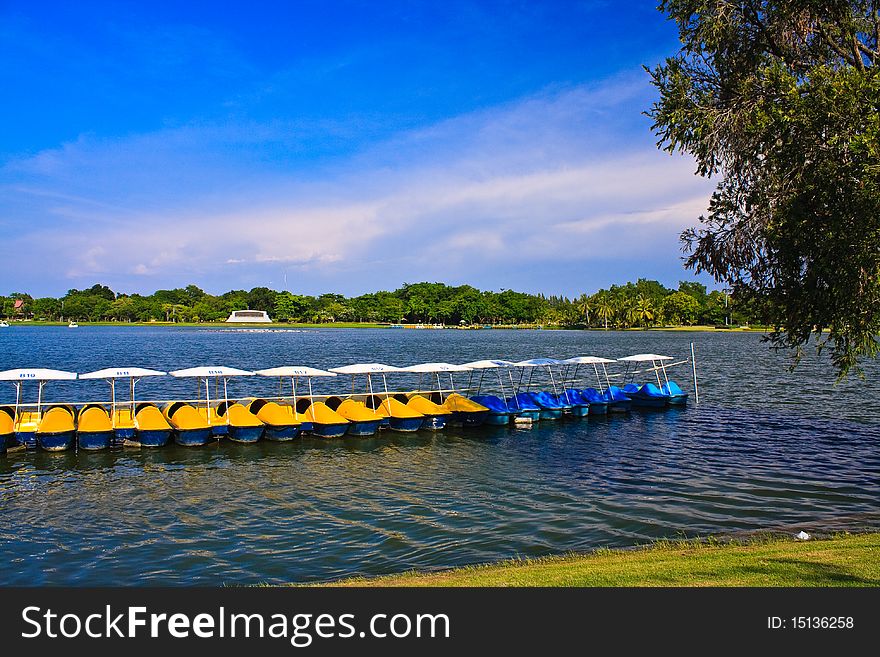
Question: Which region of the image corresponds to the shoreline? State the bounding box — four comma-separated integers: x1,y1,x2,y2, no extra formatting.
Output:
0,321,767,332
302,531,879,587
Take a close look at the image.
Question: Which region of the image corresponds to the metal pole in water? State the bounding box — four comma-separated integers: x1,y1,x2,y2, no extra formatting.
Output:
691,341,700,404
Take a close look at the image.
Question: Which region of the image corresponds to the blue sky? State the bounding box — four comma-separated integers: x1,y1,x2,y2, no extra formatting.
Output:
0,0,715,297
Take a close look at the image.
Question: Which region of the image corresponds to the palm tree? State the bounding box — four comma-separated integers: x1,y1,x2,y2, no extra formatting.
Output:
593,293,613,330
635,294,654,328
577,294,592,326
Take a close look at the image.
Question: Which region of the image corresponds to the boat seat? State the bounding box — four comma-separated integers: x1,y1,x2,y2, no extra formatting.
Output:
225,403,263,427
376,397,424,419
197,406,226,427
165,403,210,430
135,405,171,431
661,380,685,395
37,407,76,434
254,402,301,427
470,395,512,413
406,394,449,416
441,393,488,414
78,406,113,432
0,410,13,436
336,399,382,421
304,401,349,425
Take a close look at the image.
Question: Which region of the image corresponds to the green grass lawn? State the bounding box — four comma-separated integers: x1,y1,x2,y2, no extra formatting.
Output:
317,533,880,587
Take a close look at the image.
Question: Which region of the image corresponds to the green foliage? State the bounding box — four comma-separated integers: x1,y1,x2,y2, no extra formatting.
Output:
1,279,763,326
649,1,880,376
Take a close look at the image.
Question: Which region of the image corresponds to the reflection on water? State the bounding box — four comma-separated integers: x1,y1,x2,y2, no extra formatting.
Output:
0,327,878,585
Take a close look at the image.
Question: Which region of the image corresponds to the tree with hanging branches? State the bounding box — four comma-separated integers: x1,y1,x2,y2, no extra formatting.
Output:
649,1,880,377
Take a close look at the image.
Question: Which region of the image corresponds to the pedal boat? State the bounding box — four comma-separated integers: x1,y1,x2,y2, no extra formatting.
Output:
469,395,517,425
580,387,610,414
618,354,678,408
603,385,632,413
169,366,256,438
219,402,265,443
77,405,114,450
329,363,422,431
248,399,303,441
0,368,78,448
661,380,689,405
561,356,619,415
0,407,13,454
522,391,565,420
622,383,670,408
507,393,542,421
134,403,172,447
254,366,339,436
441,393,489,427
558,389,590,417
79,367,168,444
459,360,520,426
326,397,383,436
297,399,349,438
404,394,450,430
399,362,476,430
372,396,425,432
36,405,76,451
163,402,214,446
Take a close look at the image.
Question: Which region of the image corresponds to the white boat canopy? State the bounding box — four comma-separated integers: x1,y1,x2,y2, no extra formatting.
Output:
513,358,562,367
617,354,673,362
400,362,472,373
329,363,402,375
0,368,78,381
169,366,255,378
255,366,336,378
460,359,516,369
563,356,616,364
79,367,167,379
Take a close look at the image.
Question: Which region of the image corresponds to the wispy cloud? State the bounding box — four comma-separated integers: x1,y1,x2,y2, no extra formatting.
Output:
0,72,713,296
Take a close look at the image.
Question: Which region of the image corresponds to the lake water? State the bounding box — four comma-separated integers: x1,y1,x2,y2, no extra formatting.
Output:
0,326,878,585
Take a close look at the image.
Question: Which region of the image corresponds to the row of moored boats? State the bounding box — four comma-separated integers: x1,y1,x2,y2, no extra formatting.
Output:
0,354,691,453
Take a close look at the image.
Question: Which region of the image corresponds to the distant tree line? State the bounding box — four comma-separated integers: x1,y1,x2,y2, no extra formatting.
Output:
1,280,758,327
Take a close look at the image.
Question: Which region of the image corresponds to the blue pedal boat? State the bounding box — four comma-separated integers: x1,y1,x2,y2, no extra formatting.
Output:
603,385,632,413
470,394,518,425
622,383,670,408
523,391,566,420
560,356,620,416
559,389,590,417
618,354,685,409
508,393,542,421
580,387,610,414
460,359,522,425
661,380,689,405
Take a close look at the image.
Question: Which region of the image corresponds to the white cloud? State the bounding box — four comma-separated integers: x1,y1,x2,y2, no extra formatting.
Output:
0,73,713,295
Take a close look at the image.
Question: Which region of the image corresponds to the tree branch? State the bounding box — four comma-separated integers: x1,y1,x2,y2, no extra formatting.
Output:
817,23,858,66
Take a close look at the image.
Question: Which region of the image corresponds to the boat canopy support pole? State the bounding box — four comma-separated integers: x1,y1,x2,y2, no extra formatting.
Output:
223,377,230,425
37,380,44,418
691,342,700,404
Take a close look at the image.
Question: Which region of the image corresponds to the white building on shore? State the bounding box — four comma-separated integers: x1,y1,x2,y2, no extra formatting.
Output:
226,310,272,323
